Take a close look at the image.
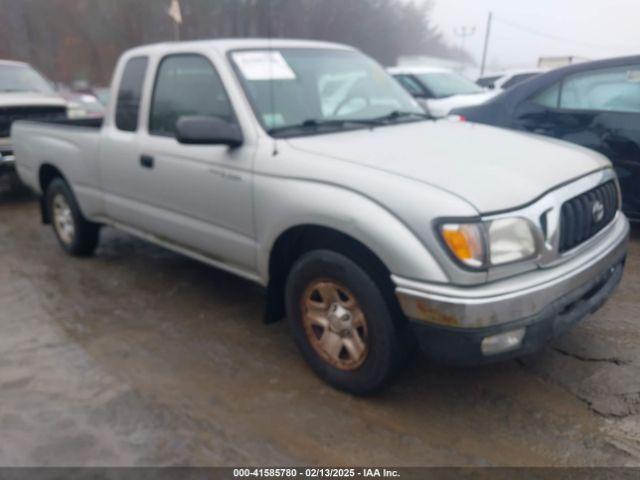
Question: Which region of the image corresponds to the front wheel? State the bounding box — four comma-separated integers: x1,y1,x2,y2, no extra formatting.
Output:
285,250,406,394
46,178,100,256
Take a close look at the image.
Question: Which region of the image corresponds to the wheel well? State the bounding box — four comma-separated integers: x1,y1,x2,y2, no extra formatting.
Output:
38,164,65,224
264,225,403,325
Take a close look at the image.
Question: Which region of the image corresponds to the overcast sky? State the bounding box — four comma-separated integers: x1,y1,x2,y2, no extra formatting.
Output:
431,0,640,72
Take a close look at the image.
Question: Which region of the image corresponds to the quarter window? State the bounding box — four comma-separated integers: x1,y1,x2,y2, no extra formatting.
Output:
149,54,235,137
559,66,640,113
115,57,149,132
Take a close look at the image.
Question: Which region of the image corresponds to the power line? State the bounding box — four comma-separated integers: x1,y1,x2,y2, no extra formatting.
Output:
493,16,633,51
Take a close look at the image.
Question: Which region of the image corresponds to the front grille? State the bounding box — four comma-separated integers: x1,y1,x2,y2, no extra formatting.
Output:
0,106,67,137
559,180,618,253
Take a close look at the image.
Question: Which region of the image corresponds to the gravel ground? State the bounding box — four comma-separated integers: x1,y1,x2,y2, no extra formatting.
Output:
1,184,639,467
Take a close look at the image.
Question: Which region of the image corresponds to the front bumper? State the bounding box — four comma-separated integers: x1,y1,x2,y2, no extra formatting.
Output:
394,213,629,364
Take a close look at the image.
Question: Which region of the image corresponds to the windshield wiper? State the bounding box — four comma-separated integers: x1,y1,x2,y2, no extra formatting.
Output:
267,111,431,137
268,118,381,136
371,110,432,123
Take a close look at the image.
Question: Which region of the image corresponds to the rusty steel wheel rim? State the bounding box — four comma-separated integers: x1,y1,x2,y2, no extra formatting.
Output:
301,280,369,371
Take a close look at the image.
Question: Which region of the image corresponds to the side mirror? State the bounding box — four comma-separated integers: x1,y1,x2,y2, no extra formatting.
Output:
176,116,243,147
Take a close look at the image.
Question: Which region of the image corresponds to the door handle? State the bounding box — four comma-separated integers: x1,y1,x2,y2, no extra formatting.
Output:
140,155,154,169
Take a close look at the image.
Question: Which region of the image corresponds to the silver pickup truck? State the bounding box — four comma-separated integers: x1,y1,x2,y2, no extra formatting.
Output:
12,39,629,393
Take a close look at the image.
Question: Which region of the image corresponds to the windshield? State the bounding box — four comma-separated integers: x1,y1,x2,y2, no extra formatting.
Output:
231,48,425,136
415,72,484,98
0,64,54,94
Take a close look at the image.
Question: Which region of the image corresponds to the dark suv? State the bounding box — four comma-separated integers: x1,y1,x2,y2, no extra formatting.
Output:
454,55,640,221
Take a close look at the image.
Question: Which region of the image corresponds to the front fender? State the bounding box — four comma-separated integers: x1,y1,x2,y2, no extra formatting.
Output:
254,175,448,284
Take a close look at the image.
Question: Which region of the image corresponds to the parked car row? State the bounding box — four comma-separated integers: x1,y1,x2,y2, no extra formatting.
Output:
10,39,630,393
387,66,499,117
453,55,640,222
0,60,109,188
390,56,640,223
386,66,544,119
476,68,544,90
0,60,69,188
62,91,106,119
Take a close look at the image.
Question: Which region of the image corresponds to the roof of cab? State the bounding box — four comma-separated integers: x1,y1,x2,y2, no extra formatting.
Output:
125,38,356,56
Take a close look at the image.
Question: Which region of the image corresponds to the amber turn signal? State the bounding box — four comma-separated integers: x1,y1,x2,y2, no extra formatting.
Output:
440,223,485,268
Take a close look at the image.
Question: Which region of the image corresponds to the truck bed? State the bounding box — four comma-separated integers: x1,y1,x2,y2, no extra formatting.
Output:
11,118,104,201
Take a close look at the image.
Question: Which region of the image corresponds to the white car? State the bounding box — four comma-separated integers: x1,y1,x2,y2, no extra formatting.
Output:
388,66,498,117
477,69,544,91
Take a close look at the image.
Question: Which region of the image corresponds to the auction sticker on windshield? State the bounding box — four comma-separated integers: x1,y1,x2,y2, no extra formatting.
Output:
232,51,296,81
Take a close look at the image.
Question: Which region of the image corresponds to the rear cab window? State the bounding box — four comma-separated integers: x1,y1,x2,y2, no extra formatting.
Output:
115,56,149,132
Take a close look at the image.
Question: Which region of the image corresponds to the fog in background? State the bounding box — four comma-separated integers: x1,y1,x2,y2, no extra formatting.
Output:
0,0,468,86
1,0,637,87
433,0,640,72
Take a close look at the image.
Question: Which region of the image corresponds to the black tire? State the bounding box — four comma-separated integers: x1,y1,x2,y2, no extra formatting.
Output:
285,250,406,395
45,178,100,256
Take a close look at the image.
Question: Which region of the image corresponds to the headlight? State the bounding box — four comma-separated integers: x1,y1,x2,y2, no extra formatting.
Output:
487,218,536,265
439,217,537,269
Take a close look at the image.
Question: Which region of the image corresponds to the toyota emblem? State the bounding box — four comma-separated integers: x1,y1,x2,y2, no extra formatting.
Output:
592,201,605,223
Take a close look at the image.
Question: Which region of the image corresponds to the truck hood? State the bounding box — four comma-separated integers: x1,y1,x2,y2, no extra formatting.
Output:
0,92,67,109
425,91,498,118
286,120,610,214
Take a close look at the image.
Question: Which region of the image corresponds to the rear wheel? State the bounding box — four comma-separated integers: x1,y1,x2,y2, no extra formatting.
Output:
285,250,406,394
46,178,100,256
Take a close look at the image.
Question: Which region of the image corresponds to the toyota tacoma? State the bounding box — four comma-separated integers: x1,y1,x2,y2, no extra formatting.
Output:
12,40,629,393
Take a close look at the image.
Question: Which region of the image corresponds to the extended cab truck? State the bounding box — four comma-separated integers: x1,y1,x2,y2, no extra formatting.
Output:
0,60,68,188
12,40,629,393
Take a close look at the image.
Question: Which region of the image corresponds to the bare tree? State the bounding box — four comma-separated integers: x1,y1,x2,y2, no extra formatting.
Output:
0,0,472,85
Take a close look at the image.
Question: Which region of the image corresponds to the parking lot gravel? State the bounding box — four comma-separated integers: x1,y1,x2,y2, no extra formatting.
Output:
1,184,639,467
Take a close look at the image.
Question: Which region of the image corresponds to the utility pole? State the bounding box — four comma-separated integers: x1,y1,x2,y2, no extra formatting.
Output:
453,25,476,60
480,12,493,76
